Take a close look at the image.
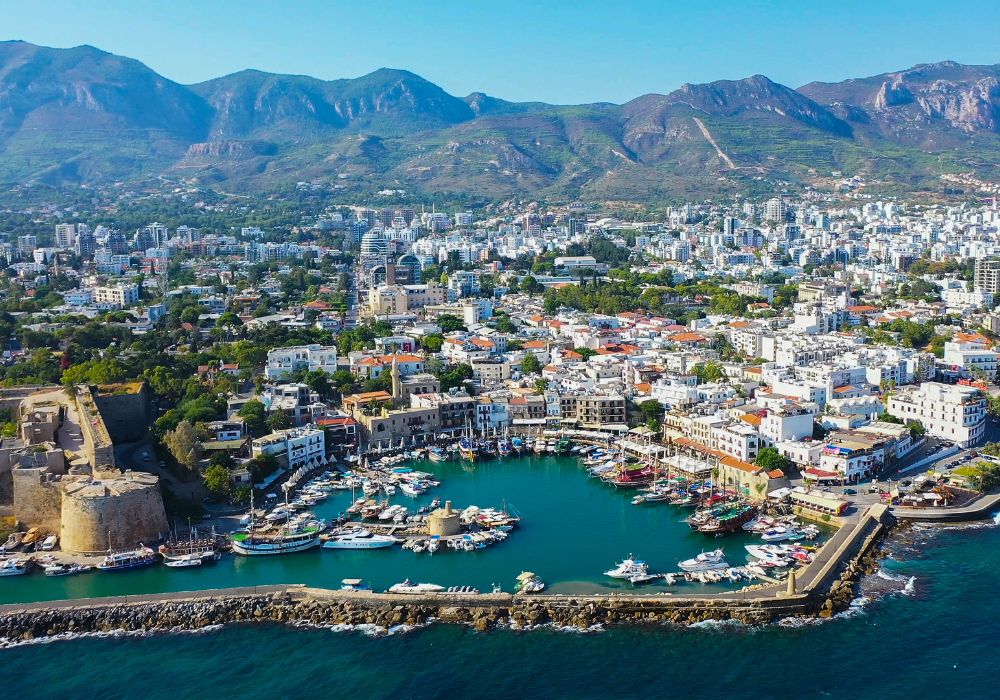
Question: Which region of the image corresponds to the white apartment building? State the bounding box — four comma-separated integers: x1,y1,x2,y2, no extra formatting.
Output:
713,423,760,462
93,284,140,310
251,426,326,468
886,382,986,448
943,341,999,380
265,344,339,380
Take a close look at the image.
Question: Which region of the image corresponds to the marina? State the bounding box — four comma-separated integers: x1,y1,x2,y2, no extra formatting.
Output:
0,451,834,604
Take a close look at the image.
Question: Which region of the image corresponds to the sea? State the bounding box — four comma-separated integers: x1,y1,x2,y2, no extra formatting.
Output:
2,456,999,699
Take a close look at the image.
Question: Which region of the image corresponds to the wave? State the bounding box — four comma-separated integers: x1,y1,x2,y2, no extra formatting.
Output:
0,623,226,651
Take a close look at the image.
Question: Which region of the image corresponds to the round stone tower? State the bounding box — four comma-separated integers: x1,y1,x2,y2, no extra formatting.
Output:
427,500,461,537
59,471,169,553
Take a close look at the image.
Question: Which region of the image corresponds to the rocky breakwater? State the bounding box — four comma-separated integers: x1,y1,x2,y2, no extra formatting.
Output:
0,587,828,643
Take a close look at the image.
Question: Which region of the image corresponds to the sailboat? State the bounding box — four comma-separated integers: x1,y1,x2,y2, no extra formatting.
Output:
497,426,513,457
459,420,478,462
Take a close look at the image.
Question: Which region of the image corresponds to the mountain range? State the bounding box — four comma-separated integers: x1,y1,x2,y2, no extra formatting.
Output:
1,40,999,201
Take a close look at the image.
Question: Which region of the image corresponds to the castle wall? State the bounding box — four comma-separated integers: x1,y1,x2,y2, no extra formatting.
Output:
10,468,63,535
94,384,150,443
73,387,115,471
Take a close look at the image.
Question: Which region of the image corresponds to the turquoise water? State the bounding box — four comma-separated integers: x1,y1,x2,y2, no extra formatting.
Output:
1,523,996,699
0,455,779,604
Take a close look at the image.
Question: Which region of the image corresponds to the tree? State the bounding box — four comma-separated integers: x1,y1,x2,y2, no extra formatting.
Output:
495,316,516,334
908,421,926,439
521,275,543,296
238,399,268,436
638,399,664,422
421,334,444,352
521,353,542,375
693,360,726,385
203,464,232,500
302,369,331,398
755,446,790,473
436,314,466,333
165,420,201,472
646,418,661,433
267,411,292,432
534,378,549,394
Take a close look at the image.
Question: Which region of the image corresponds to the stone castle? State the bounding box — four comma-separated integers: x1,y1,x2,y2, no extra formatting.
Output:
0,385,167,553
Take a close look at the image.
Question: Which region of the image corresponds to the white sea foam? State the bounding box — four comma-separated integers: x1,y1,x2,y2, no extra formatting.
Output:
0,623,227,650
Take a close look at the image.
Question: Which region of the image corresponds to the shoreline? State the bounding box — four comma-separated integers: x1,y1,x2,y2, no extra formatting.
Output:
0,505,891,642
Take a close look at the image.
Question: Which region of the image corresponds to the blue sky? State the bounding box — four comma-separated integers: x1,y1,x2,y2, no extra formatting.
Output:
2,0,998,103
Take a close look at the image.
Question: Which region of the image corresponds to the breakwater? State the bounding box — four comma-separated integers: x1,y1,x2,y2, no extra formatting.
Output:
0,506,891,642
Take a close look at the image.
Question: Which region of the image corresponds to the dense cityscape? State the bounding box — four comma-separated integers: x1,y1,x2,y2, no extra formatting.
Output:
3,4,1000,698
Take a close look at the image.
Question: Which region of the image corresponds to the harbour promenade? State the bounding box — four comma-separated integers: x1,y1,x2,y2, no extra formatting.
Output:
0,505,892,638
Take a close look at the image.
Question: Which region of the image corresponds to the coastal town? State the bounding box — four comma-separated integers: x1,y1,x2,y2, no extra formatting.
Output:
0,188,997,607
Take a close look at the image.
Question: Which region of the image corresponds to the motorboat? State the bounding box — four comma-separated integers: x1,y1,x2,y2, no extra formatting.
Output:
427,535,441,554
388,579,446,594
428,447,448,463
322,529,396,549
604,556,650,579
164,553,203,568
0,558,29,576
340,578,371,591
628,573,660,585
43,562,92,577
399,482,424,497
514,571,545,594
761,527,798,542
678,548,729,572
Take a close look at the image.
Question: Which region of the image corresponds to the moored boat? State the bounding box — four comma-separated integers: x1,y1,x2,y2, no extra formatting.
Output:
97,545,158,572
322,529,396,549
388,579,445,594
678,548,729,572
43,562,92,577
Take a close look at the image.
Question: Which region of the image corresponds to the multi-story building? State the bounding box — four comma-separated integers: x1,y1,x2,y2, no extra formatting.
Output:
93,284,140,310
264,344,338,380
251,425,326,468
974,258,1000,295
887,382,986,448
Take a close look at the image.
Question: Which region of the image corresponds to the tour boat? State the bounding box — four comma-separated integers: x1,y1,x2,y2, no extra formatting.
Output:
232,526,320,555
388,579,446,594
43,562,92,577
428,447,448,463
678,548,729,572
555,436,572,454
322,529,396,549
604,556,650,579
98,545,158,571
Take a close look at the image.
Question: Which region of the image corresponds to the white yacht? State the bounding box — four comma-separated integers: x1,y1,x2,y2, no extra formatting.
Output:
388,579,445,594
322,529,397,550
604,556,649,579
678,548,729,572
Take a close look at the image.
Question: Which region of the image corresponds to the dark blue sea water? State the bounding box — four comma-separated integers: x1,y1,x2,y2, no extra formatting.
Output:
2,520,996,699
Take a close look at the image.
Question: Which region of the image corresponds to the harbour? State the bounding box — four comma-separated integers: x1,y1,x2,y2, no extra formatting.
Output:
0,451,848,604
